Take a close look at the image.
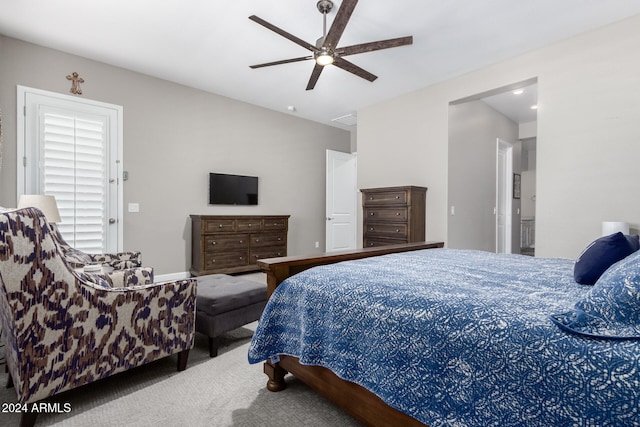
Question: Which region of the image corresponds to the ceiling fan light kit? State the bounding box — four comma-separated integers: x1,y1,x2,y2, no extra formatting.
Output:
315,49,334,66
249,0,413,90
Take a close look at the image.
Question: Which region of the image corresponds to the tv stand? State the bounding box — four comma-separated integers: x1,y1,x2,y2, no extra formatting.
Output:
190,214,289,276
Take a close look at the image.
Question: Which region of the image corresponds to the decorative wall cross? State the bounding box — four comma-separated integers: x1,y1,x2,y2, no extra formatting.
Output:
66,72,84,95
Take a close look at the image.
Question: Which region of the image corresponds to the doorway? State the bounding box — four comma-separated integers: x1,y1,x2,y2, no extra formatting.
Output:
17,85,124,253
447,78,537,253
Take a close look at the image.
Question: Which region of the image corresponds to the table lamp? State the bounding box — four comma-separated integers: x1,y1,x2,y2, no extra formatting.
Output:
17,194,62,223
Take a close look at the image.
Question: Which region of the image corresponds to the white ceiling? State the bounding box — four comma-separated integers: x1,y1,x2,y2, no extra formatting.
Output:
1,1,639,130
482,83,538,124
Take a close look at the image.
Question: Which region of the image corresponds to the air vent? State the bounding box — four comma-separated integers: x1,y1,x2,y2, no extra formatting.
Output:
331,113,357,126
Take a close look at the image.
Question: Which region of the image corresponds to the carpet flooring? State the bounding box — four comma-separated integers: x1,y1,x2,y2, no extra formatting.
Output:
0,276,362,426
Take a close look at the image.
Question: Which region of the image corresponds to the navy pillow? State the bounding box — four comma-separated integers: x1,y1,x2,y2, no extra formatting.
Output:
573,232,637,285
625,234,640,251
552,249,640,339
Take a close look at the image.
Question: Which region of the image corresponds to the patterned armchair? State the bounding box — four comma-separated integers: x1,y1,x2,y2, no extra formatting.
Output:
0,207,197,427
49,223,143,270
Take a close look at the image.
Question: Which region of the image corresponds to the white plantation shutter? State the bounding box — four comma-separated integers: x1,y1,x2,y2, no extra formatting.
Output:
41,111,107,253
18,86,123,254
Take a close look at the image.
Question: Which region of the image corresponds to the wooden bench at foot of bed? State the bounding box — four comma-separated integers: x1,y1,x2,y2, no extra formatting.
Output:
257,241,444,427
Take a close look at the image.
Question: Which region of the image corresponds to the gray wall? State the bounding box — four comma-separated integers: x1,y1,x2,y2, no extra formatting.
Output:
0,36,351,274
448,100,519,252
358,14,640,259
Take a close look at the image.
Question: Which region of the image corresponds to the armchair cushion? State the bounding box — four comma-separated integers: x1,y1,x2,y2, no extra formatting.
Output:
75,266,155,289
0,207,196,405
90,251,142,270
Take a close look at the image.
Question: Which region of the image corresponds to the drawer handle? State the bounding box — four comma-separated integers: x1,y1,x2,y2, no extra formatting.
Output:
239,240,243,244
248,223,252,227
396,196,400,199
273,222,278,226
255,239,260,243
369,242,374,246
210,241,217,245
277,237,282,241
369,227,375,231
239,256,244,260
370,212,375,216
219,224,223,228
277,252,282,256
396,229,400,233
396,212,401,216
369,196,374,200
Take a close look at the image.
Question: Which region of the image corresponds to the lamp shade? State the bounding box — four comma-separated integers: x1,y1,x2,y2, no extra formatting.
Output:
602,221,629,236
18,194,62,223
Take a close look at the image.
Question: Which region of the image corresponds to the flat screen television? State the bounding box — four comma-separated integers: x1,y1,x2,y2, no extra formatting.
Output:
209,173,258,205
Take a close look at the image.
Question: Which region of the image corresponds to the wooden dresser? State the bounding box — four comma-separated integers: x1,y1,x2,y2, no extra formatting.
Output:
190,214,289,276
361,186,427,248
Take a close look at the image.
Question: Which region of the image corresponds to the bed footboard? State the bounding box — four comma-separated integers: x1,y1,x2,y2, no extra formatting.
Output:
266,355,426,427
257,241,443,427
258,241,444,297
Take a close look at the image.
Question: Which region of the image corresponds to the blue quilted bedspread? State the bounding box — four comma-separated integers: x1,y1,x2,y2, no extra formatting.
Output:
248,249,640,426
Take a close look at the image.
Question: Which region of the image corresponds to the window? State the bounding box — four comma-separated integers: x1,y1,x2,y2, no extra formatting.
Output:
18,86,123,253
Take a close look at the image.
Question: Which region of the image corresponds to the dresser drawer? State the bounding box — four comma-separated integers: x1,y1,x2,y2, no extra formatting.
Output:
363,190,408,206
203,219,235,233
250,246,287,262
363,237,408,248
204,234,249,253
364,208,408,222
204,251,249,269
251,233,286,247
237,219,263,232
364,223,408,238
264,218,287,230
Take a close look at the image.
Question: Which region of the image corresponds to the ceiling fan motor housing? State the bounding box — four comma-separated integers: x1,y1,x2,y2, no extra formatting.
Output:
317,0,334,14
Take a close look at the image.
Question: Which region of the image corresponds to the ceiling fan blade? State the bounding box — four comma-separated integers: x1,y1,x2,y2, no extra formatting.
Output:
333,57,377,82
306,64,324,91
250,56,313,69
338,36,413,57
249,15,318,52
323,0,358,49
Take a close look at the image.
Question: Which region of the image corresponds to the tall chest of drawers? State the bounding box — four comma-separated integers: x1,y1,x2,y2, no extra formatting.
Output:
190,214,289,276
361,186,427,248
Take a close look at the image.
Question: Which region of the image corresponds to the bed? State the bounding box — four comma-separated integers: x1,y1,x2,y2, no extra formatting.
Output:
249,242,640,426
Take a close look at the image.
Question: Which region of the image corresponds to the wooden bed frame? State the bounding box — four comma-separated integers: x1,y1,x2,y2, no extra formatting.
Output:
257,241,444,427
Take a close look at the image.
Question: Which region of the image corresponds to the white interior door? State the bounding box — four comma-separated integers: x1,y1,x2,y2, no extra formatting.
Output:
496,139,513,253
326,150,357,252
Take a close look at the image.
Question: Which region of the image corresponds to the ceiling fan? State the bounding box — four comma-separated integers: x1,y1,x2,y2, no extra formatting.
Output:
249,0,413,90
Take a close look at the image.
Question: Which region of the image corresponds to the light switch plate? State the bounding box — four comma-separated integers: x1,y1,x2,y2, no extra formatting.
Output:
128,203,139,213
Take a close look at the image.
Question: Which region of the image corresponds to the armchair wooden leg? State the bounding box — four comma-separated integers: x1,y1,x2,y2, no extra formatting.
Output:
177,349,189,371
20,411,37,427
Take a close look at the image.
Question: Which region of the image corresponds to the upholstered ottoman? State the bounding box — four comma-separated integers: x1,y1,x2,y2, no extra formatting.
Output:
195,274,267,357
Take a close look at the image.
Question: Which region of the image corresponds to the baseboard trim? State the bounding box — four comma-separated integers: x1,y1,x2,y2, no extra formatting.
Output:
155,271,190,282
